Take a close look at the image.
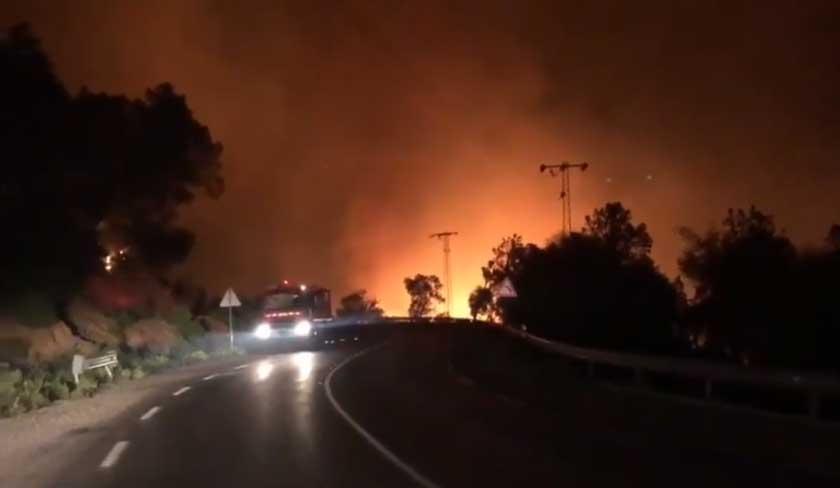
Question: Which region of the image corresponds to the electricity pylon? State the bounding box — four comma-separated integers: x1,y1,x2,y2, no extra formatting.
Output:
539,162,589,235
429,231,458,317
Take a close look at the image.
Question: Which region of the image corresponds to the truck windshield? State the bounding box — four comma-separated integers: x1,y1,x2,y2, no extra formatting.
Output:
264,293,299,310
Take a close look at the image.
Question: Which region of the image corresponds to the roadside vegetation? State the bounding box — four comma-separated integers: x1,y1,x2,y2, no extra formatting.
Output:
0,24,239,417
0,277,245,417
336,290,384,321
0,338,242,417
467,201,840,373
403,275,445,318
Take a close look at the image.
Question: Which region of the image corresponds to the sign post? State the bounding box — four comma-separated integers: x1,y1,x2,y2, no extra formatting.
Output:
220,287,241,349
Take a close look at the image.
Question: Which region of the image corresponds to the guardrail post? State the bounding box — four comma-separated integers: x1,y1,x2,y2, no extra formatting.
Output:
704,379,713,400
808,391,821,419
71,354,84,384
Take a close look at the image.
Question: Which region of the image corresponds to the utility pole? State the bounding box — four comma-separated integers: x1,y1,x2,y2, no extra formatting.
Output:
539,162,589,235
429,231,458,317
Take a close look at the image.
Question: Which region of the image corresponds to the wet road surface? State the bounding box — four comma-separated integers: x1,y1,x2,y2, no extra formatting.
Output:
42,327,840,487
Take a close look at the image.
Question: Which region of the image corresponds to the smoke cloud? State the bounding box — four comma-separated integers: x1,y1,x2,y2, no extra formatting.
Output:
5,1,839,315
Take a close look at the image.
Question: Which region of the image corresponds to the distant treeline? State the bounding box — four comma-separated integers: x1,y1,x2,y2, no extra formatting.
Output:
470,203,840,372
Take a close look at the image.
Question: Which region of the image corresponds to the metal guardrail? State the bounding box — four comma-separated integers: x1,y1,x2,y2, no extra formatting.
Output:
503,325,840,420
72,351,119,384
381,316,474,325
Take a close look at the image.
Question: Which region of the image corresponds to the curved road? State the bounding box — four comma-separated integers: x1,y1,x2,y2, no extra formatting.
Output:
51,335,410,487
39,327,840,487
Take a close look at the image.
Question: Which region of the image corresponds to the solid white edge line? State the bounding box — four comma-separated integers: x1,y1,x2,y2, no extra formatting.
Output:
139,406,161,420
99,441,130,468
325,345,440,488
172,386,191,396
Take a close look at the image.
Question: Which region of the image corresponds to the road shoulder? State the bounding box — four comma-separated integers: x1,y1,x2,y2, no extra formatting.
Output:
450,326,840,481
0,355,248,487
329,327,840,487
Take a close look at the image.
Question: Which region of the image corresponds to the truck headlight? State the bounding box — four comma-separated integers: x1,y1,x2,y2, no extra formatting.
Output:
293,320,312,337
254,322,272,340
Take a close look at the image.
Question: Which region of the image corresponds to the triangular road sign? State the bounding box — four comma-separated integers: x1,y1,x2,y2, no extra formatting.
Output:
220,287,241,307
492,277,518,298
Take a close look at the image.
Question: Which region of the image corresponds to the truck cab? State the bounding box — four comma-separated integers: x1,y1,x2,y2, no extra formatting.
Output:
251,282,332,344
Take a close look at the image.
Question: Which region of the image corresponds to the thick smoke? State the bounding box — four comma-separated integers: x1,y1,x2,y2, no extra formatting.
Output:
4,1,840,315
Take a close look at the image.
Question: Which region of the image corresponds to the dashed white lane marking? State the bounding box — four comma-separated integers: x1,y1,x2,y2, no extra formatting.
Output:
172,386,191,396
203,374,218,381
325,345,439,488
139,406,161,420
99,441,129,468
233,364,249,370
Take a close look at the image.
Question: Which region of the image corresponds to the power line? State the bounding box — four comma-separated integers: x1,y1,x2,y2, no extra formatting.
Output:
429,231,458,317
539,162,589,235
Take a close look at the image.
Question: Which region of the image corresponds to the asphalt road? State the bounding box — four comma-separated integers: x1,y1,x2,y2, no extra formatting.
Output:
38,326,840,487
48,333,410,487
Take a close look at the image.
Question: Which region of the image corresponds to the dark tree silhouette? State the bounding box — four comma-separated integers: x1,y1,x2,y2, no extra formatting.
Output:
0,24,223,303
1,24,95,301
481,234,528,287
468,286,494,321
481,234,534,320
678,207,799,365
678,207,840,370
336,290,384,319
584,201,652,261
485,203,678,353
403,274,444,318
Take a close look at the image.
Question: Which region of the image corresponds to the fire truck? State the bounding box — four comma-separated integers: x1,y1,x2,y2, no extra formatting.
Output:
251,281,332,343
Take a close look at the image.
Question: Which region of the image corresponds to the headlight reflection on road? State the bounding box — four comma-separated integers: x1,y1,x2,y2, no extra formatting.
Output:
255,360,274,382
292,352,314,382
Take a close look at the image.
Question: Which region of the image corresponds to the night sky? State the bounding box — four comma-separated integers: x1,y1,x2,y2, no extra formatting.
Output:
4,1,839,316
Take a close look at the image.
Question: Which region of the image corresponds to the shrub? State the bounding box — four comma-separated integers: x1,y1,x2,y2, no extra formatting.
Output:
130,367,146,380
0,368,22,386
42,374,70,401
2,397,24,416
169,340,196,364
210,346,245,358
91,366,114,384
142,354,170,372
0,368,22,415
118,350,143,370
123,319,179,354
165,305,204,339
66,299,121,346
184,349,209,364
18,370,49,411
73,373,99,397
111,310,142,329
